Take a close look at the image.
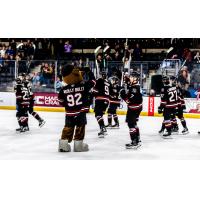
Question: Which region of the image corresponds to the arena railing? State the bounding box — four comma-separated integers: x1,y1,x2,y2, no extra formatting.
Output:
1,60,200,98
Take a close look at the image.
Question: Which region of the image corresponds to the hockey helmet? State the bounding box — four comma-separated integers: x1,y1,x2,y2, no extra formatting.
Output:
101,70,107,79
162,75,170,85
129,71,140,85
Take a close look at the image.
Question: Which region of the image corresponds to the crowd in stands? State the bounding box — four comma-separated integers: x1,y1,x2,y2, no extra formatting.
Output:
0,38,200,96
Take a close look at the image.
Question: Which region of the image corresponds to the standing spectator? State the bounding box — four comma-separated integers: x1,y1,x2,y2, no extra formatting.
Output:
64,40,72,59
0,46,6,58
194,51,200,63
177,66,190,97
133,43,142,61
27,42,35,60
182,48,193,72
40,63,53,86
6,46,14,58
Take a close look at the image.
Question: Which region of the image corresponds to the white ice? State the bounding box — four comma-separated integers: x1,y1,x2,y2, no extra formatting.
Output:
0,110,200,160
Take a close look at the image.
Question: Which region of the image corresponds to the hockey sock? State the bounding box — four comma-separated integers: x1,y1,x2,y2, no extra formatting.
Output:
180,118,187,128
161,122,165,130
171,118,178,128
107,114,112,125
31,111,42,121
113,114,119,124
96,116,105,128
129,128,138,141
164,120,172,133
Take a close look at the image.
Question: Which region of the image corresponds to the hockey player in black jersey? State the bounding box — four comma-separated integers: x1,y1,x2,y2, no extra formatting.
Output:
58,65,95,152
93,71,110,138
21,74,46,128
14,76,30,133
120,71,143,149
158,76,189,135
158,76,179,138
171,77,189,134
106,75,121,128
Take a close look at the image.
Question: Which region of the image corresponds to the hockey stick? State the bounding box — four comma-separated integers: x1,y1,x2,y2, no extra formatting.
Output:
103,45,110,71
94,46,102,78
121,38,128,86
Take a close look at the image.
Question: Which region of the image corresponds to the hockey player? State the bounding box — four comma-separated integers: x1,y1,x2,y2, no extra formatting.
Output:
21,74,45,128
58,65,95,152
106,75,121,128
14,76,30,133
158,76,179,138
93,71,110,138
120,71,143,149
172,77,189,134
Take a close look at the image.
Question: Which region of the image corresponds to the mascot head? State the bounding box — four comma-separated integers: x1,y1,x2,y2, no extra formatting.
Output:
61,64,83,85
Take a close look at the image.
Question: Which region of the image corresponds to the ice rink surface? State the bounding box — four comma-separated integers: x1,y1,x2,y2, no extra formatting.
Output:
0,109,200,160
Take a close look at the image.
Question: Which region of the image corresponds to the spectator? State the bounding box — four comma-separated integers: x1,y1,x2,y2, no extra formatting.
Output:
6,46,15,58
177,66,190,97
96,54,104,72
0,46,6,58
64,40,72,59
194,51,200,63
32,72,41,88
40,63,53,86
55,75,62,92
133,43,142,61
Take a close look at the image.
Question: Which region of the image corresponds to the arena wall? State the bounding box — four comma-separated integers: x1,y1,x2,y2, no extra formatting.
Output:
0,92,200,118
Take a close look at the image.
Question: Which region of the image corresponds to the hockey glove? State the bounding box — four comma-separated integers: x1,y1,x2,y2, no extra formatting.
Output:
158,106,163,114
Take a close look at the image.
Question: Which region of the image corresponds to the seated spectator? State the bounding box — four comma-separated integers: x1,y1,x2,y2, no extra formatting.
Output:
32,72,41,88
55,75,62,92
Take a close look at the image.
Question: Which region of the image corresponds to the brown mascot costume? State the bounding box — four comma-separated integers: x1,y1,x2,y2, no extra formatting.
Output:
58,64,90,152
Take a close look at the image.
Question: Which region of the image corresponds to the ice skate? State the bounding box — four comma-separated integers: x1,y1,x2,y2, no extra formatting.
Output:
98,129,105,138
171,126,179,134
111,122,119,129
158,129,164,135
162,131,172,139
39,119,45,128
105,123,112,128
182,128,189,135
126,140,141,150
17,126,29,133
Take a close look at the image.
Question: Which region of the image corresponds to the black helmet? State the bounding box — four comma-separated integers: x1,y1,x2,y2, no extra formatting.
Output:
101,70,107,79
162,75,170,85
15,77,22,85
129,71,140,85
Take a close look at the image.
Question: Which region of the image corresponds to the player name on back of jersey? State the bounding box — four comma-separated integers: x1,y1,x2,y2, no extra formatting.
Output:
63,86,84,94
167,86,176,92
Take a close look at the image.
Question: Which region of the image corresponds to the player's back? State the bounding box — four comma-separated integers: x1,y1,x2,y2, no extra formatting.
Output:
162,85,179,108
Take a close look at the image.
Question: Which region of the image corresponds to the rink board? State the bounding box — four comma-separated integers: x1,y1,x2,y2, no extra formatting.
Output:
0,92,200,118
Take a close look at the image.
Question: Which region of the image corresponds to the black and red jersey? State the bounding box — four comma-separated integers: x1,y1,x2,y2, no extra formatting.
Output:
14,84,31,107
177,86,186,108
92,78,110,102
109,82,121,105
160,85,179,109
120,84,143,111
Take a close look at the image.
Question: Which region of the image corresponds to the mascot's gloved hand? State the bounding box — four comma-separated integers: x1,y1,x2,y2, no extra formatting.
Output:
158,106,163,114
